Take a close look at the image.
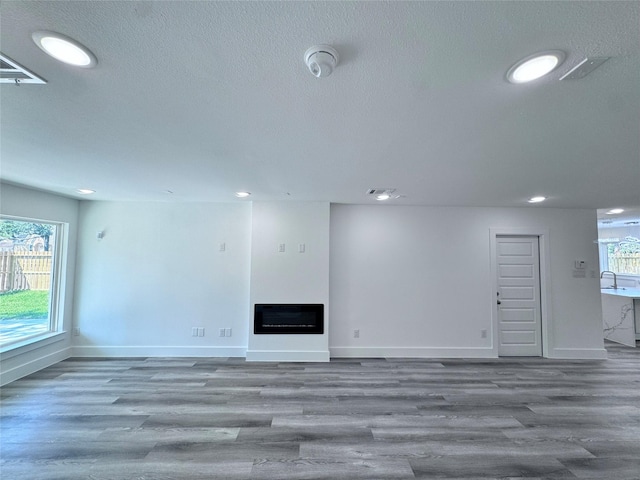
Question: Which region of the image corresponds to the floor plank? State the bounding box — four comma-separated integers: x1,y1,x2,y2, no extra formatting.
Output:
1,341,639,479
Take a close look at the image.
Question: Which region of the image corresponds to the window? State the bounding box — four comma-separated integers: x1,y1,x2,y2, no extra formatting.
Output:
598,235,640,276
0,217,61,347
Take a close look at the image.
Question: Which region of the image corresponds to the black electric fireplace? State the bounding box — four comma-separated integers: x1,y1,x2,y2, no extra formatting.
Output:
254,304,324,334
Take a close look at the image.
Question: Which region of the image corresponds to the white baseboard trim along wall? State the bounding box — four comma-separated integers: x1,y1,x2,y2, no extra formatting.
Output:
0,347,72,386
71,346,248,358
246,349,330,362
330,347,495,358
330,347,608,360
549,348,608,359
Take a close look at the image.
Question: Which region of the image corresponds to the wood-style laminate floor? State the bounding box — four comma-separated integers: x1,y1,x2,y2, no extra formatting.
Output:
1,342,639,480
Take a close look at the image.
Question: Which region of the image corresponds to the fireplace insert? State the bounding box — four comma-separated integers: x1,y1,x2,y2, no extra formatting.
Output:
254,304,324,334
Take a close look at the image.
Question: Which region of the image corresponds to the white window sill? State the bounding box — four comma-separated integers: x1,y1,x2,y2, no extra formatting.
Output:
0,331,66,359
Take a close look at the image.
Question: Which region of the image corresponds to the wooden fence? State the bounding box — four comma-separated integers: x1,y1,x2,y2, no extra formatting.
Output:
609,253,640,275
0,251,53,292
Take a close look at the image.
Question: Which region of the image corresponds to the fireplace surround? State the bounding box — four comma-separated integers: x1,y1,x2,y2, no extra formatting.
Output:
254,304,324,334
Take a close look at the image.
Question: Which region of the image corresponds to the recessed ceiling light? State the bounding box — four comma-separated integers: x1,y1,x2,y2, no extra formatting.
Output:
235,191,251,198
376,194,391,201
507,51,564,84
606,208,624,214
527,196,546,203
32,31,97,68
77,188,95,195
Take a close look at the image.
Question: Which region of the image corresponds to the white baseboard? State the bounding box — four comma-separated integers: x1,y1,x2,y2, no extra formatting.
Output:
549,348,608,359
0,347,72,386
330,346,496,358
71,345,247,358
245,350,330,362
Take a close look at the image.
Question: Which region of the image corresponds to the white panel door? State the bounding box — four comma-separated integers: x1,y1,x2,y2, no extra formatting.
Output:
496,236,542,356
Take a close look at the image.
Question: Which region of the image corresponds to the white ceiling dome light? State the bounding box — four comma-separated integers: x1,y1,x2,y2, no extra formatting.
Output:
304,45,339,78
507,51,564,84
32,31,97,68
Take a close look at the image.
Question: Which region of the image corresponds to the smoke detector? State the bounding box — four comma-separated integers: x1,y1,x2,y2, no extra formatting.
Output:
304,45,339,78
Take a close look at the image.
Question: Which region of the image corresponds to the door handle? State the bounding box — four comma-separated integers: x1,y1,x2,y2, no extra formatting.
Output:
497,299,501,305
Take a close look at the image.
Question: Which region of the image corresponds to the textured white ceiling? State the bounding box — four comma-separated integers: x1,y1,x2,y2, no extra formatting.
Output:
1,1,638,214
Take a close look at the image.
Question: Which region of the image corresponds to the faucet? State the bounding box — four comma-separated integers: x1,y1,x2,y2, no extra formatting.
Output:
600,270,618,289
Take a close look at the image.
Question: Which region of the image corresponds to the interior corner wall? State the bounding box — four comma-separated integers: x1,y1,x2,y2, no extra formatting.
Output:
72,201,251,357
247,202,330,361
329,204,606,359
0,183,79,385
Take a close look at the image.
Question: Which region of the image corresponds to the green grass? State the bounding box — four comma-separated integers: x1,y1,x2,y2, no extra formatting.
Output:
0,290,49,319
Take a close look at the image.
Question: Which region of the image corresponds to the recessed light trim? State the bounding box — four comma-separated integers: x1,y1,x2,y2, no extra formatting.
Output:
77,188,95,195
606,208,624,214
507,51,564,84
528,196,547,203
235,191,251,198
32,31,97,68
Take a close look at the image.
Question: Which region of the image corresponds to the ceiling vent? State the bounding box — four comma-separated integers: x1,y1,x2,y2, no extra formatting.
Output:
0,53,47,85
367,188,400,201
559,57,610,81
367,188,396,196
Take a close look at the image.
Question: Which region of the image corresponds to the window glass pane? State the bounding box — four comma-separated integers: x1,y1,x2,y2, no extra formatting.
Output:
0,219,57,346
607,236,640,276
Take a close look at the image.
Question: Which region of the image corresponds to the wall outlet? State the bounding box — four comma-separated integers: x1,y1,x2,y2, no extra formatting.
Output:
219,242,226,252
225,328,232,337
353,329,360,338
73,327,80,336
481,329,487,338
299,243,305,253
278,243,285,253
192,327,199,337
198,327,205,337
219,328,226,337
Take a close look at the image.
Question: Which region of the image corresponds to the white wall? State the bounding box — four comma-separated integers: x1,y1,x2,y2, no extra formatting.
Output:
247,202,330,361
73,201,251,357
329,205,606,359
0,183,79,385
2,186,607,381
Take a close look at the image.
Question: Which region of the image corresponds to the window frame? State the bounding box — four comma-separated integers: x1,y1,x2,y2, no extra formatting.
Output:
0,215,65,351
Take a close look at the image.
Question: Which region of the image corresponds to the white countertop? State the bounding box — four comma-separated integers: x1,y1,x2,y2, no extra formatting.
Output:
601,287,640,299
